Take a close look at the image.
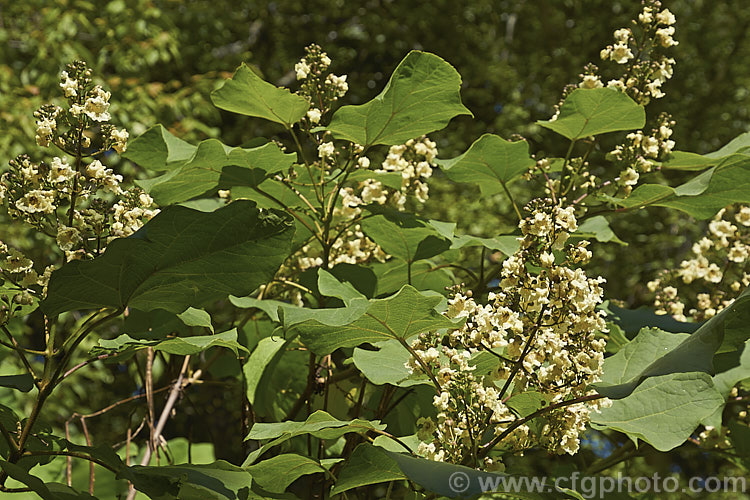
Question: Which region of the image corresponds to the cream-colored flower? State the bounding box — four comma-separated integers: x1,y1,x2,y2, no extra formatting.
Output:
611,43,634,64
318,142,335,159
656,26,678,48
49,157,75,183
656,8,676,26
60,71,78,97
294,60,310,80
579,75,603,89
110,128,129,153
357,156,370,169
15,190,56,214
618,167,639,186
84,86,111,122
86,160,107,179
306,108,322,124
56,226,81,251
735,206,750,226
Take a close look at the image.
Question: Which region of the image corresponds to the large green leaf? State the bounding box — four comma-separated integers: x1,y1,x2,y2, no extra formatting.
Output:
327,51,472,145
595,294,750,399
439,134,535,195
291,285,462,355
0,461,98,500
361,211,452,264
591,372,724,451
122,124,196,172
597,328,690,387
538,88,645,140
247,410,385,441
229,296,292,323
705,131,750,158
243,334,293,405
210,63,309,127
317,269,365,306
125,460,253,500
352,339,430,387
230,294,369,327
244,410,385,465
661,151,721,171
246,454,326,493
135,139,295,205
573,216,626,245
177,307,214,333
42,201,294,316
615,152,750,219
330,444,406,496
337,440,562,499
606,304,700,336
659,130,750,171
91,329,246,357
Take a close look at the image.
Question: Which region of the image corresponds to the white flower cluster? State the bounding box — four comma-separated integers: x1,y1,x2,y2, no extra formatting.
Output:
337,136,438,222
408,201,610,466
85,159,124,194
70,85,112,122
649,206,749,321
295,44,348,124
0,241,54,322
111,191,158,238
292,224,388,273
34,105,63,147
597,1,677,105
1,61,143,262
607,113,676,195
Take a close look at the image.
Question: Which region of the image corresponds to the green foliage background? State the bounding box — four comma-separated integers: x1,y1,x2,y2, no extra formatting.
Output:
1,0,749,497
3,0,749,303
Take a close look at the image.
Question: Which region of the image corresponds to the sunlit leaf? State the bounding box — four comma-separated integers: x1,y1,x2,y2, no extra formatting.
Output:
211,64,309,127
537,88,645,140
439,134,535,195
43,201,293,316
327,51,471,145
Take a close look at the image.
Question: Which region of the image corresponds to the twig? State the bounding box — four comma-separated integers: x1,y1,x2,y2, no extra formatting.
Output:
1,324,41,387
478,393,604,458
65,421,72,486
144,348,156,460
80,417,94,494
126,356,192,500
61,353,117,379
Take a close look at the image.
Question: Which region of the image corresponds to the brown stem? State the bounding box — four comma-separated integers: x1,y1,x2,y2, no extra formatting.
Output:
479,394,604,458
61,353,116,379
285,352,317,421
126,356,192,500
497,307,547,400
145,348,156,456
67,124,85,227
65,420,72,486
1,324,41,387
80,417,94,494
